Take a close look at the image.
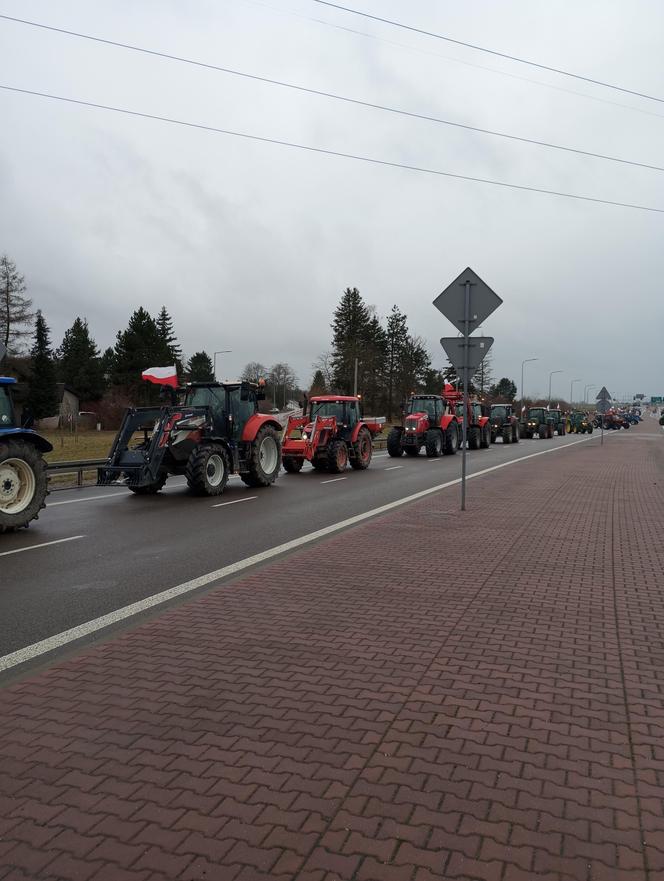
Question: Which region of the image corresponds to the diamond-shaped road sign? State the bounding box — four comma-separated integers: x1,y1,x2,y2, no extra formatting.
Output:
440,337,494,373
433,267,503,335
596,386,611,401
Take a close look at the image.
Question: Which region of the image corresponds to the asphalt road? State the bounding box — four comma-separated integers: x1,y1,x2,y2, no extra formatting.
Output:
0,432,600,666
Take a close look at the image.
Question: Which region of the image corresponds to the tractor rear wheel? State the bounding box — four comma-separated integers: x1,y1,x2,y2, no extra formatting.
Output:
425,429,443,458
387,428,404,457
468,426,481,450
351,428,372,470
559,422,566,436
241,425,281,487
186,444,229,496
480,425,491,448
129,472,167,495
502,426,512,444
538,424,548,439
443,424,459,455
327,440,348,473
282,457,303,473
0,440,49,532
512,424,520,443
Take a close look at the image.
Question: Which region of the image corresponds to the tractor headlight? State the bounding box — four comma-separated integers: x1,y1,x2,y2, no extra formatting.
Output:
302,432,308,440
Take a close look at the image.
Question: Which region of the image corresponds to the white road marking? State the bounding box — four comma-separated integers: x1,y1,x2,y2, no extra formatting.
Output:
49,492,128,506
384,465,403,471
0,433,599,674
212,496,257,508
321,477,347,484
0,535,84,558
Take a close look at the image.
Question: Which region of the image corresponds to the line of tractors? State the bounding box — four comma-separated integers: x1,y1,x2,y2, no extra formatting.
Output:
0,373,598,534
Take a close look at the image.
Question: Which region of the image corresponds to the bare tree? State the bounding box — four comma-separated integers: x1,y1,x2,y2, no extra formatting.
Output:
312,351,334,390
0,255,34,352
240,361,268,384
268,362,298,408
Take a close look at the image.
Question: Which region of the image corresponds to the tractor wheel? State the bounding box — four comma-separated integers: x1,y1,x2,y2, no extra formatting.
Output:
327,439,349,473
512,424,520,444
129,472,168,495
282,457,303,473
490,431,497,444
186,444,230,496
241,425,282,487
502,427,512,444
387,428,404,457
311,458,326,470
404,445,420,456
480,425,491,448
0,440,49,533
538,424,548,439
425,429,443,458
549,424,554,438
443,424,459,455
559,422,566,436
468,426,481,450
588,426,593,434
351,428,372,470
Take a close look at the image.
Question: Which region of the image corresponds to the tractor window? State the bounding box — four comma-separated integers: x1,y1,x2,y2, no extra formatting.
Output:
491,406,507,421
455,403,464,418
185,387,225,419
347,401,358,427
529,409,545,420
409,398,437,419
310,401,346,423
0,387,14,426
472,404,482,420
227,387,256,437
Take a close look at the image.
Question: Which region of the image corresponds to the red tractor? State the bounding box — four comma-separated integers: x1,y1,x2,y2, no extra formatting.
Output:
387,394,460,458
282,395,383,474
444,386,491,450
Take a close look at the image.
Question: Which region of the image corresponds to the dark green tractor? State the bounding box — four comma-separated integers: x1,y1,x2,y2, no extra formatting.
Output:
567,410,593,434
519,407,554,440
547,409,567,436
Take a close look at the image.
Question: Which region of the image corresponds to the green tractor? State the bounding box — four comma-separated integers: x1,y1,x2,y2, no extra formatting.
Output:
547,409,567,436
567,410,593,434
519,407,554,440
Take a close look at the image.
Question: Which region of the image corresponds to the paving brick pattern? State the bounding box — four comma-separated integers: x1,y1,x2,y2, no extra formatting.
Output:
1,426,663,880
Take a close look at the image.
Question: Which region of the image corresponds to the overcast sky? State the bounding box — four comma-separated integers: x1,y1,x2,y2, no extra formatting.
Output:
1,0,663,401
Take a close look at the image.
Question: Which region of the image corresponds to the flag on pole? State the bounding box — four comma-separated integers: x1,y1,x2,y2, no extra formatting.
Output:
142,366,178,388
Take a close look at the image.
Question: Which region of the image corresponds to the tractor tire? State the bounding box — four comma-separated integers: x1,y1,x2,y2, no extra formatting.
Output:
559,422,566,436
502,427,512,444
282,456,303,473
404,445,420,456
129,472,167,495
311,458,326,470
186,444,230,496
387,428,404,457
351,427,372,470
490,431,497,444
241,425,282,487
512,424,520,443
588,425,593,434
0,440,49,533
443,423,459,455
425,429,443,458
538,424,548,439
549,424,554,439
480,425,491,448
468,426,481,450
327,439,349,473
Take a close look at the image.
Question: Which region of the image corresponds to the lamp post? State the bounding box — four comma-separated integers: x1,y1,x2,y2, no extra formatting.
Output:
521,358,538,407
213,350,232,380
570,378,581,407
548,370,563,404
584,384,596,403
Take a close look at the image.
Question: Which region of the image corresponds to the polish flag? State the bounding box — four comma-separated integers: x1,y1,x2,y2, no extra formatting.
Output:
142,366,178,388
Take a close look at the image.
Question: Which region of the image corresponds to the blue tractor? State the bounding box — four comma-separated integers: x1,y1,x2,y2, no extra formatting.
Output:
0,376,52,532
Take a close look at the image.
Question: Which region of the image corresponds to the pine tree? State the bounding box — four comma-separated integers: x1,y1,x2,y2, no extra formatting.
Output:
331,287,372,394
384,305,408,419
0,255,34,352
397,335,432,403
310,369,326,395
27,311,59,419
187,351,214,382
489,377,517,400
57,318,105,401
156,306,182,366
112,308,171,395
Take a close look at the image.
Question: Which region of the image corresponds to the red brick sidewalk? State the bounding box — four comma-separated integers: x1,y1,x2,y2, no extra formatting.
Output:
2,426,664,881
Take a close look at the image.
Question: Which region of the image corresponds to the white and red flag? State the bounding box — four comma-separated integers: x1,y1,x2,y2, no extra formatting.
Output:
142,366,178,388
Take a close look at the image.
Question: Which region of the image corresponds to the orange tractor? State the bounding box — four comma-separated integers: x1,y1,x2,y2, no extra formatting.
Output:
282,395,383,474
387,393,461,457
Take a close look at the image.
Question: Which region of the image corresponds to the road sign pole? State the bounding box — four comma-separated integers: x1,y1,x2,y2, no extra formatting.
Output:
461,281,470,511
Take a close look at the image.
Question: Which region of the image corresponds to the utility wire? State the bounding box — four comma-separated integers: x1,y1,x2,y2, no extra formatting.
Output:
2,84,662,214
0,13,661,173
310,0,664,105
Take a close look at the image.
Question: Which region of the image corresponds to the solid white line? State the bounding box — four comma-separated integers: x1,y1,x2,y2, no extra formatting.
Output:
321,477,347,484
0,433,596,673
212,496,257,508
384,465,404,471
0,535,84,558
49,491,128,506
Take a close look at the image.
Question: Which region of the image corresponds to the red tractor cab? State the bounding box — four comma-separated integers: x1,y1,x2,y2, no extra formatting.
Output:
387,394,460,458
443,385,491,450
282,395,383,474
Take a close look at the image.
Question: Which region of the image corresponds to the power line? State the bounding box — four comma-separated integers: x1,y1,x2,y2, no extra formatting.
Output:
2,84,663,214
310,0,664,105
1,14,662,174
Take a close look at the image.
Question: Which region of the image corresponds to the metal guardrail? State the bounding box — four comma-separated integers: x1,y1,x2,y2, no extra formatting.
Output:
47,459,107,489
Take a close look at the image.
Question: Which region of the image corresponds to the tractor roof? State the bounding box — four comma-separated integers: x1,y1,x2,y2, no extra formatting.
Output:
0,376,17,385
310,395,359,402
410,394,442,399
183,380,255,390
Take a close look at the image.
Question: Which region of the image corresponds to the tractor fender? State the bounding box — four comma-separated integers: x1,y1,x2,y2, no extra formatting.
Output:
350,422,373,443
241,414,283,442
440,414,456,430
0,428,53,453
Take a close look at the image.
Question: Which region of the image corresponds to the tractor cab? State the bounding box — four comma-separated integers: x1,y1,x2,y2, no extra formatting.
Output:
182,381,263,439
308,396,360,439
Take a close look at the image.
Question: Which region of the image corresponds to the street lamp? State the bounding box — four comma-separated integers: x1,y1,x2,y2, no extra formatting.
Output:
584,384,596,403
548,370,563,404
213,349,232,380
521,358,539,406
570,378,581,406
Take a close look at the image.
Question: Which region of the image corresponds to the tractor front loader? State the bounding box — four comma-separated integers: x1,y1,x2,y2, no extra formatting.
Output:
98,381,282,497
282,395,383,474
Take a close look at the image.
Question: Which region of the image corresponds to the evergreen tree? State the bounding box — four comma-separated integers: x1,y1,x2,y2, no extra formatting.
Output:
397,335,431,403
361,311,387,412
330,287,372,394
489,377,517,400
384,305,409,419
57,318,105,401
421,367,445,395
27,311,59,419
112,307,171,395
100,347,115,382
310,369,326,395
187,351,214,382
156,306,182,366
0,255,34,352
